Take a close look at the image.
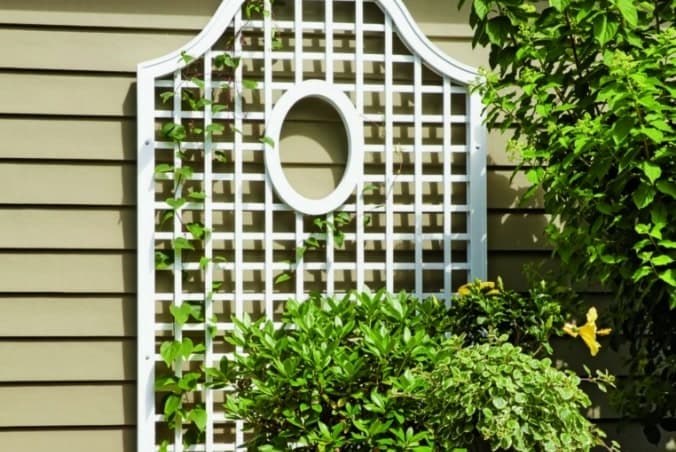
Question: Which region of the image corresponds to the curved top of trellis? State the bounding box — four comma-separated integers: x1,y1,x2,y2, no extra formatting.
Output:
137,0,479,85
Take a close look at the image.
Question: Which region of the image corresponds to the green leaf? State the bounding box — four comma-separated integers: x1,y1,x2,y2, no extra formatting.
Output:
159,91,175,104
549,0,570,11
188,407,207,431
659,269,676,287
593,16,618,46
166,197,186,210
260,136,275,147
164,394,181,416
641,127,664,143
656,180,676,199
485,16,511,46
632,183,655,209
632,266,653,282
242,79,258,90
155,163,174,174
641,161,662,184
614,0,638,27
275,273,291,285
205,123,225,135
492,397,507,409
172,237,195,252
474,0,490,19
651,255,674,267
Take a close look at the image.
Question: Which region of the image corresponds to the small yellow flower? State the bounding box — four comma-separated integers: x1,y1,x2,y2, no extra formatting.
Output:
457,280,497,296
563,307,612,356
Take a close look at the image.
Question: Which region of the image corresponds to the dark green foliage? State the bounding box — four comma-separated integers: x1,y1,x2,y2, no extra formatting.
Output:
218,291,449,451
448,279,567,354
460,0,675,432
212,290,615,451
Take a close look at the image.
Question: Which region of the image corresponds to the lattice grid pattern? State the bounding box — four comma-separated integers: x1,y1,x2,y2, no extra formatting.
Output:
138,1,486,450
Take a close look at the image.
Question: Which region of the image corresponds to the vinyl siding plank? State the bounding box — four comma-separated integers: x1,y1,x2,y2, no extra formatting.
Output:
0,0,470,38
0,428,135,452
0,297,135,337
0,340,134,382
0,384,134,427
0,73,134,116
0,253,134,293
488,170,544,209
0,0,219,30
0,208,134,249
0,28,194,73
0,163,134,206
0,118,134,161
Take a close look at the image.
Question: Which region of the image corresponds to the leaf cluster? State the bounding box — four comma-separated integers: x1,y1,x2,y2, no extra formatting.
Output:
211,290,613,451
447,278,568,355
461,0,675,431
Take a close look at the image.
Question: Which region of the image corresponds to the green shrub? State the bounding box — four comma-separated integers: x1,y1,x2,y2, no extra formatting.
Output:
424,340,611,451
210,290,616,451
448,278,566,354
217,290,452,451
459,0,676,431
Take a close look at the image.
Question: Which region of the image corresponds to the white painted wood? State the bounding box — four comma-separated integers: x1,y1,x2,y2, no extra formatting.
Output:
384,15,394,293
137,0,486,449
413,55,423,299
265,81,364,216
172,67,185,452
469,91,488,280
355,0,365,291
443,77,453,305
203,50,215,452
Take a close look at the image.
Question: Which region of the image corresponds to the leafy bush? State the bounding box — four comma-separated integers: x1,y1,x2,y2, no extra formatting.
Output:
459,0,675,432
217,291,451,450
424,341,611,452
212,290,616,451
448,278,566,354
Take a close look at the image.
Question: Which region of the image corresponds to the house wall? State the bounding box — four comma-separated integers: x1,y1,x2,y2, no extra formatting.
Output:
0,0,669,450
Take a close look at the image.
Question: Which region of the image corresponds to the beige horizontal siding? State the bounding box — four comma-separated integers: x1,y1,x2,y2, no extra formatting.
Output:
0,340,134,382
0,429,135,452
0,384,134,427
0,72,134,116
0,27,481,73
0,163,135,205
0,0,471,38
0,209,134,249
0,118,134,161
0,253,134,293
0,297,135,337
0,28,193,73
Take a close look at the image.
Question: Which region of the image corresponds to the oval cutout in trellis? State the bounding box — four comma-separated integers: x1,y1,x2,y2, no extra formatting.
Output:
265,80,363,216
279,96,348,201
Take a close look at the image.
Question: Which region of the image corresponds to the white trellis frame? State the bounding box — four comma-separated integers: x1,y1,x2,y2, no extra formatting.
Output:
138,0,486,450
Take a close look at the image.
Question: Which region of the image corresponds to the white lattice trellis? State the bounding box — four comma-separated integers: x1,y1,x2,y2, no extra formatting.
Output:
138,1,486,450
